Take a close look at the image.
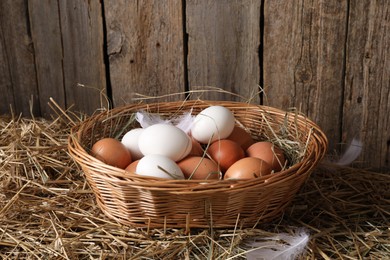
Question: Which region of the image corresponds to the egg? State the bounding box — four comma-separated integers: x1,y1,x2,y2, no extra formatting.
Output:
138,124,192,161
91,138,132,169
246,141,286,171
191,105,235,144
206,139,245,172
227,126,255,150
121,128,144,160
224,157,272,180
136,154,185,179
178,156,220,180
125,159,140,173
188,138,204,157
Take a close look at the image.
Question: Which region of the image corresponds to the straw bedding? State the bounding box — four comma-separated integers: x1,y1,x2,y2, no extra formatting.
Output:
0,106,389,259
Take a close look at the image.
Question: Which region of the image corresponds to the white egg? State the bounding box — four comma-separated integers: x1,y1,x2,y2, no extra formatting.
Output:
121,128,144,160
136,154,185,179
138,124,192,161
191,106,235,144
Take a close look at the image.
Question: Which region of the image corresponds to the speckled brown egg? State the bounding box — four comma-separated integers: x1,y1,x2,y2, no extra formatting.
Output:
177,156,220,180
91,138,132,169
246,141,286,172
226,126,255,150
206,139,245,172
224,157,272,180
188,138,204,157
125,159,140,174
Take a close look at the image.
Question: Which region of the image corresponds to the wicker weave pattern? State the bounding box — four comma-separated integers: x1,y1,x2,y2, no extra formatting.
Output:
68,100,328,229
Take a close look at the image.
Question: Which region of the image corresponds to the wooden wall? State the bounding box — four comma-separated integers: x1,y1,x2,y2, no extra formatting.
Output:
0,0,389,170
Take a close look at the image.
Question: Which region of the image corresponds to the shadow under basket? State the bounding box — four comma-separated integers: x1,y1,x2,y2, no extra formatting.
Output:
68,100,328,230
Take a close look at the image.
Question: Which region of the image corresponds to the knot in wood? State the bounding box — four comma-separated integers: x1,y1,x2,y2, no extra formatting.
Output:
107,29,124,56
295,67,312,83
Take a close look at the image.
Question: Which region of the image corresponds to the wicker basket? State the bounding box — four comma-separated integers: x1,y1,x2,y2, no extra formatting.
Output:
68,100,328,229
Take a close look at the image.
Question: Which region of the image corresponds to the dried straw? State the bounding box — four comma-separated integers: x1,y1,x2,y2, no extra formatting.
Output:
0,100,389,259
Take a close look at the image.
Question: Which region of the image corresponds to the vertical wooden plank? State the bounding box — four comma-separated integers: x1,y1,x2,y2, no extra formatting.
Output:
105,0,185,105
263,0,348,151
0,0,40,116
0,21,15,115
28,0,65,118
186,0,261,102
59,0,106,114
262,1,299,108
343,1,390,169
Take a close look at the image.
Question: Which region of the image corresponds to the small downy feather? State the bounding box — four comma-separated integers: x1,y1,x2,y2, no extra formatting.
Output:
336,138,363,166
172,110,194,134
136,111,169,128
135,110,194,133
245,229,309,260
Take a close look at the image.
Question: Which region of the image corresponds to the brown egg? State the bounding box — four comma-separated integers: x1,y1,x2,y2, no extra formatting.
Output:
206,139,245,172
188,138,204,157
227,126,255,150
125,159,140,174
246,141,286,171
224,157,272,180
91,138,132,169
177,156,220,180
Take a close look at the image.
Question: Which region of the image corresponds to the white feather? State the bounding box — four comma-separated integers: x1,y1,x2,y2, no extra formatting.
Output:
172,111,194,134
245,229,309,260
135,110,194,134
135,111,169,128
336,138,363,166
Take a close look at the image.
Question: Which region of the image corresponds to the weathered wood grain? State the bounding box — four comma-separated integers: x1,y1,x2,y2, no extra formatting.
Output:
186,0,261,102
343,0,390,169
263,0,348,151
28,0,65,118
0,0,40,116
0,18,15,115
58,0,107,114
105,0,185,105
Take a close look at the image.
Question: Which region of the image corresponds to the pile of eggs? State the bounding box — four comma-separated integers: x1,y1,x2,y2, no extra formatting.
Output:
91,105,286,181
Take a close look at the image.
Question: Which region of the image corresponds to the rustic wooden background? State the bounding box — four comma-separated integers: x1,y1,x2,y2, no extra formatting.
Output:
0,0,389,170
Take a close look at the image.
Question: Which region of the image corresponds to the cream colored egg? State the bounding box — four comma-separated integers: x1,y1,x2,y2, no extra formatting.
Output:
191,106,235,144
136,154,185,179
121,128,144,160
138,124,192,162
